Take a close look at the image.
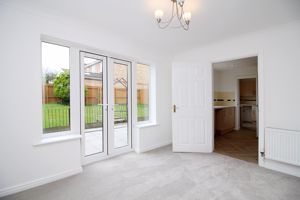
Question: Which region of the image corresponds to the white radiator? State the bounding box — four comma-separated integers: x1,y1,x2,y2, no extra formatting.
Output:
265,127,300,166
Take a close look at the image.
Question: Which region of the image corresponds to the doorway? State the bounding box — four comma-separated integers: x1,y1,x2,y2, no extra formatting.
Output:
80,52,132,165
213,56,259,164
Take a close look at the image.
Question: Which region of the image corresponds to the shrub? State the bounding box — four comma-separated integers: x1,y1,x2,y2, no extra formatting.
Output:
53,70,70,104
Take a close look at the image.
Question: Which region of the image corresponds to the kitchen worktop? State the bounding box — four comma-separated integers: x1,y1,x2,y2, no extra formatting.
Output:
214,106,236,109
240,104,256,107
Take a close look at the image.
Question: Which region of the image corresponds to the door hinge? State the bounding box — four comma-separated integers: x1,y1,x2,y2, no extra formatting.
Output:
173,105,176,113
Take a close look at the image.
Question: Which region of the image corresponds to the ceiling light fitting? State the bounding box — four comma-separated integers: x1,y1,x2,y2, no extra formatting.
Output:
155,0,191,31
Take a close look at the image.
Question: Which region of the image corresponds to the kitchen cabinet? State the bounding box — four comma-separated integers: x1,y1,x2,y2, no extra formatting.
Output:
239,78,256,97
215,107,235,135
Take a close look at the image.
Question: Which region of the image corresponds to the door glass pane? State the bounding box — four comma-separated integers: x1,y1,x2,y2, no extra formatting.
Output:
42,42,70,134
83,56,104,156
113,63,128,148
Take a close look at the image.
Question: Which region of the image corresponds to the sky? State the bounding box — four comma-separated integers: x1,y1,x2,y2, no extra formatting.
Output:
42,42,102,75
42,42,69,74
41,42,148,87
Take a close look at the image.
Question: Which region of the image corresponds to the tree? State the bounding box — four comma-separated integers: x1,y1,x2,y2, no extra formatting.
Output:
53,70,70,104
45,72,57,84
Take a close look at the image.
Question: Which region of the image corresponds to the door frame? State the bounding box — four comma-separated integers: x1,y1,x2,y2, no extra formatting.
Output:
80,53,133,165
211,53,265,166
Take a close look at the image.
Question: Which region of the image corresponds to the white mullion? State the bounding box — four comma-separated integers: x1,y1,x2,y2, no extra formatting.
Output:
128,61,132,149
150,65,157,124
79,52,86,163
102,56,108,156
131,62,137,149
107,57,114,155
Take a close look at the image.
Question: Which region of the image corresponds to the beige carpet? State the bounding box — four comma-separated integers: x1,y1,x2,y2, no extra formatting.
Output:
3,146,300,200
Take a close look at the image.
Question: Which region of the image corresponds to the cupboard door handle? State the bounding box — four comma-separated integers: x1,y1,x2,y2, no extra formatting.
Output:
173,105,177,113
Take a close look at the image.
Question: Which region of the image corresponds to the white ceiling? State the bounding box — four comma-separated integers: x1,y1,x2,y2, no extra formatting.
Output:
213,56,257,71
4,0,300,55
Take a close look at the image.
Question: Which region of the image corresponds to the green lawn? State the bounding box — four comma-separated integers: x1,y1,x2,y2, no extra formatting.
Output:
137,104,149,122
43,103,149,131
43,104,70,131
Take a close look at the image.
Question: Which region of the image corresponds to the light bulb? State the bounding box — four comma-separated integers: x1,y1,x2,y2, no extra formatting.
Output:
177,0,185,7
155,10,164,22
183,12,191,24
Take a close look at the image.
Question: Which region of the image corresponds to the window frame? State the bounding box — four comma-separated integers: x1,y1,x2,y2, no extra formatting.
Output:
40,37,80,139
39,35,157,142
135,62,156,125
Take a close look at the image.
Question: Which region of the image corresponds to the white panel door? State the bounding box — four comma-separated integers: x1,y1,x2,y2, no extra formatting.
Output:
172,63,213,152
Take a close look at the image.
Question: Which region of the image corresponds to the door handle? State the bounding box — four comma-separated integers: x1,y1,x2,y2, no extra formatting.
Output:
173,105,176,113
97,104,108,111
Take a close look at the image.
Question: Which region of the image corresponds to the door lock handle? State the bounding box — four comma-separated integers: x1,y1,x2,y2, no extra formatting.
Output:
173,105,176,113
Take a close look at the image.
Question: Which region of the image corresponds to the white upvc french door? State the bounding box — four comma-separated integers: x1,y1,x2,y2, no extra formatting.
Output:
108,58,132,155
80,52,132,165
80,52,108,164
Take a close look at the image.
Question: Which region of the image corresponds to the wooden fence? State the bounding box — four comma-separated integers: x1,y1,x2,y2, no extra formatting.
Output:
43,85,61,104
43,84,149,105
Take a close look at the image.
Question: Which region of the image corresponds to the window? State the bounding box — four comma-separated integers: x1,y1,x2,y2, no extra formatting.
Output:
42,42,70,134
136,63,150,122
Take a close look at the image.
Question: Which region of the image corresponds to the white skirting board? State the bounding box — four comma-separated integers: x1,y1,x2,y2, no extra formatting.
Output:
0,167,82,198
135,141,171,153
262,158,300,178
265,127,300,167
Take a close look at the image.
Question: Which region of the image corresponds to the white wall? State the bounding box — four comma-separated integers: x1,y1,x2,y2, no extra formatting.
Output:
135,58,172,153
174,21,300,176
214,65,257,92
0,3,172,196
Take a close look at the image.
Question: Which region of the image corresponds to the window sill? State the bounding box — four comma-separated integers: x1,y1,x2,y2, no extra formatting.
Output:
34,134,82,147
136,122,159,129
